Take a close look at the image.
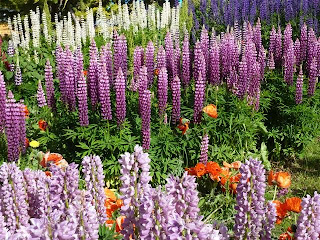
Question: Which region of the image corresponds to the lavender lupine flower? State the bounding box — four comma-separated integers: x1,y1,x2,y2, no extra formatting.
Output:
283,23,293,53
132,46,144,91
165,32,174,81
194,63,206,123
14,65,22,85
307,28,317,73
182,35,190,87
228,67,239,93
173,42,181,80
0,163,29,233
260,201,277,240
74,47,84,96
37,80,47,107
233,158,271,239
104,43,113,87
295,192,320,239
268,26,276,58
88,40,99,107
277,188,289,198
99,62,112,121
115,68,126,125
156,45,166,72
285,0,293,22
171,76,181,124
158,67,168,117
18,100,26,154
77,73,89,126
138,66,148,115
308,57,318,96
294,39,301,66
64,47,76,110
209,38,220,85
0,71,5,131
267,52,275,70
200,26,209,75
296,65,304,104
81,155,107,224
114,35,128,81
145,41,155,87
194,41,206,84
237,59,248,99
274,26,282,66
45,60,55,109
141,90,151,150
284,40,294,85
253,18,262,52
199,133,209,164
300,23,308,62
7,41,15,72
56,46,67,104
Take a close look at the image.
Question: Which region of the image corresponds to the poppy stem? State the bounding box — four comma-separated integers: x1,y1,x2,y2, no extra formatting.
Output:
273,185,278,201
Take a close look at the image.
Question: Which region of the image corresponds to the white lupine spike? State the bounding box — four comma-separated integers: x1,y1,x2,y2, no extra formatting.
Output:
156,9,160,30
24,16,30,49
80,16,87,43
31,10,41,47
123,4,130,30
12,15,20,47
118,0,122,26
17,14,25,47
87,8,95,40
56,20,63,46
42,11,51,45
34,50,39,64
75,18,82,48
8,17,12,30
67,12,75,49
62,17,68,46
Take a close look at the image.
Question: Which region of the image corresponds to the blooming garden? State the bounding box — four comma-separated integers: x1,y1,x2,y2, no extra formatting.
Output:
0,0,320,239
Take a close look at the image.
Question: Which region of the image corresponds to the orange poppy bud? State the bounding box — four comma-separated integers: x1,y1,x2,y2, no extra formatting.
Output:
276,172,291,188
203,104,218,118
23,105,29,118
25,138,29,148
154,69,159,76
195,163,207,177
285,197,302,213
83,70,88,76
38,119,48,131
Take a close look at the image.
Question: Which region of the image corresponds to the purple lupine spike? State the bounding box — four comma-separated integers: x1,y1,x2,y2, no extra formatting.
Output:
285,0,293,22
308,57,317,96
138,66,148,116
88,40,99,108
296,65,304,104
193,56,206,124
249,0,257,24
200,26,209,76
174,42,181,80
140,90,151,150
64,47,76,110
145,41,155,87
294,38,301,66
199,133,209,164
77,73,89,126
157,45,166,71
295,192,320,239
132,46,144,91
37,80,47,107
260,201,277,239
165,32,174,81
307,28,317,73
194,41,206,84
0,71,6,131
284,23,293,53
237,58,248,99
209,38,220,85
14,65,22,86
268,26,276,58
227,66,238,92
45,60,55,109
81,155,107,224
158,67,168,117
56,46,67,104
18,100,26,154
284,40,294,85
171,76,181,124
275,26,282,66
233,158,271,239
7,40,15,57
74,48,83,98
115,68,126,126
267,52,275,70
5,91,20,161
99,62,112,121
104,43,113,87
253,18,262,52
300,23,308,62
258,47,266,79
317,39,320,76
182,35,190,87
114,35,128,81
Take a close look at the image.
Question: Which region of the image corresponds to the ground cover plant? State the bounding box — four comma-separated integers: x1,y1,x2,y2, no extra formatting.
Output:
0,0,320,239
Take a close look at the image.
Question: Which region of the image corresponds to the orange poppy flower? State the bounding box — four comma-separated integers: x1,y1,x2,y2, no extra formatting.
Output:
206,162,222,177
154,69,159,76
177,118,190,135
105,219,115,227
38,120,48,131
195,163,207,177
116,216,125,232
223,161,242,170
40,152,67,169
116,199,123,208
273,200,288,224
230,173,242,183
285,197,302,213
229,183,238,194
83,70,88,76
105,188,117,202
276,172,291,188
23,105,29,118
25,138,29,148
185,167,197,176
268,171,291,188
203,104,218,118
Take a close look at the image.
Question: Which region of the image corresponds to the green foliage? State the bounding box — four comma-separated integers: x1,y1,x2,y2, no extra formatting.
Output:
180,0,193,34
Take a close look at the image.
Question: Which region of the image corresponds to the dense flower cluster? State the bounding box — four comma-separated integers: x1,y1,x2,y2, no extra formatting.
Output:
37,80,47,108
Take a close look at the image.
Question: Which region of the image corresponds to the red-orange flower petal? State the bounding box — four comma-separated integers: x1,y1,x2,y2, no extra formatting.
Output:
203,104,218,118
185,167,197,176
195,163,207,177
276,172,291,188
25,138,29,148
206,162,222,177
285,197,302,213
268,170,277,186
116,216,125,232
104,188,117,202
38,120,48,131
273,200,288,224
